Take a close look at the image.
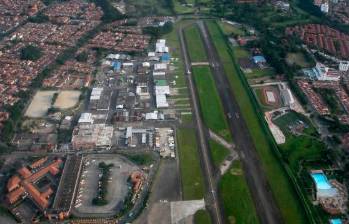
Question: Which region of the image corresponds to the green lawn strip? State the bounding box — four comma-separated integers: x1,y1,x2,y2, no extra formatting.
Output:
174,97,190,103
177,128,205,200
209,139,230,167
184,24,208,62
192,66,232,142
219,161,259,224
180,113,193,124
206,20,313,223
193,209,212,224
247,68,274,79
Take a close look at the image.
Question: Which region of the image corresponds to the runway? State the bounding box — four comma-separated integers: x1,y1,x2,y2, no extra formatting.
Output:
178,25,224,224
196,20,283,224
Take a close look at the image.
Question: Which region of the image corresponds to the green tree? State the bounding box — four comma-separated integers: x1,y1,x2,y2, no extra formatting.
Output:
20,45,42,61
76,51,88,62
91,0,125,22
28,12,49,23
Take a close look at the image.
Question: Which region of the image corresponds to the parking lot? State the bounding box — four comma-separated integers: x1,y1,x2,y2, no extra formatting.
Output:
73,155,141,217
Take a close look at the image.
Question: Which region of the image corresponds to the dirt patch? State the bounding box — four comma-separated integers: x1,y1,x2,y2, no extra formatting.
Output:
286,53,312,68
54,90,81,109
25,91,57,118
230,168,243,176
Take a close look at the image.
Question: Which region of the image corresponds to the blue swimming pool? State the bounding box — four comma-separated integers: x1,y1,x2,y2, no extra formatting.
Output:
311,173,332,190
330,218,342,224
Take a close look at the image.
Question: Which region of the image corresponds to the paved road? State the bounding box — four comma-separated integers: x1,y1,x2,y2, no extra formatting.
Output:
197,20,283,224
178,25,223,224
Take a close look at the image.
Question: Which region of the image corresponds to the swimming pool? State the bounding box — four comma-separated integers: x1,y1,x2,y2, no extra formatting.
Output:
311,171,338,198
311,173,332,190
330,218,342,224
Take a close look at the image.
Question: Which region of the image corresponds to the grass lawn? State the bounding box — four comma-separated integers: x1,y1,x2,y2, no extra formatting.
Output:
218,21,245,36
286,52,314,68
206,20,309,223
184,24,208,62
219,161,259,224
233,47,250,59
247,68,275,79
194,210,212,224
180,113,193,124
192,66,232,141
175,99,190,105
209,140,230,167
177,128,205,200
124,153,155,166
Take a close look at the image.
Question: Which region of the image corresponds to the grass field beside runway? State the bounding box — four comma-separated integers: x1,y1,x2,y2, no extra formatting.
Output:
219,161,259,224
206,20,308,223
184,24,208,62
192,66,232,142
209,140,230,168
177,128,205,200
194,209,212,224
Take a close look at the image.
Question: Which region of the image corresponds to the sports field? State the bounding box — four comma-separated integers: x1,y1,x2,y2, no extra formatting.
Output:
25,91,57,118
206,20,308,223
54,90,81,109
192,66,232,141
254,85,282,111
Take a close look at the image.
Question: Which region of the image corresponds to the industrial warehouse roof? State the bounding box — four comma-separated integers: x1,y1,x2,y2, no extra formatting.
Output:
154,63,167,70
78,113,94,124
155,86,170,95
156,94,169,108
